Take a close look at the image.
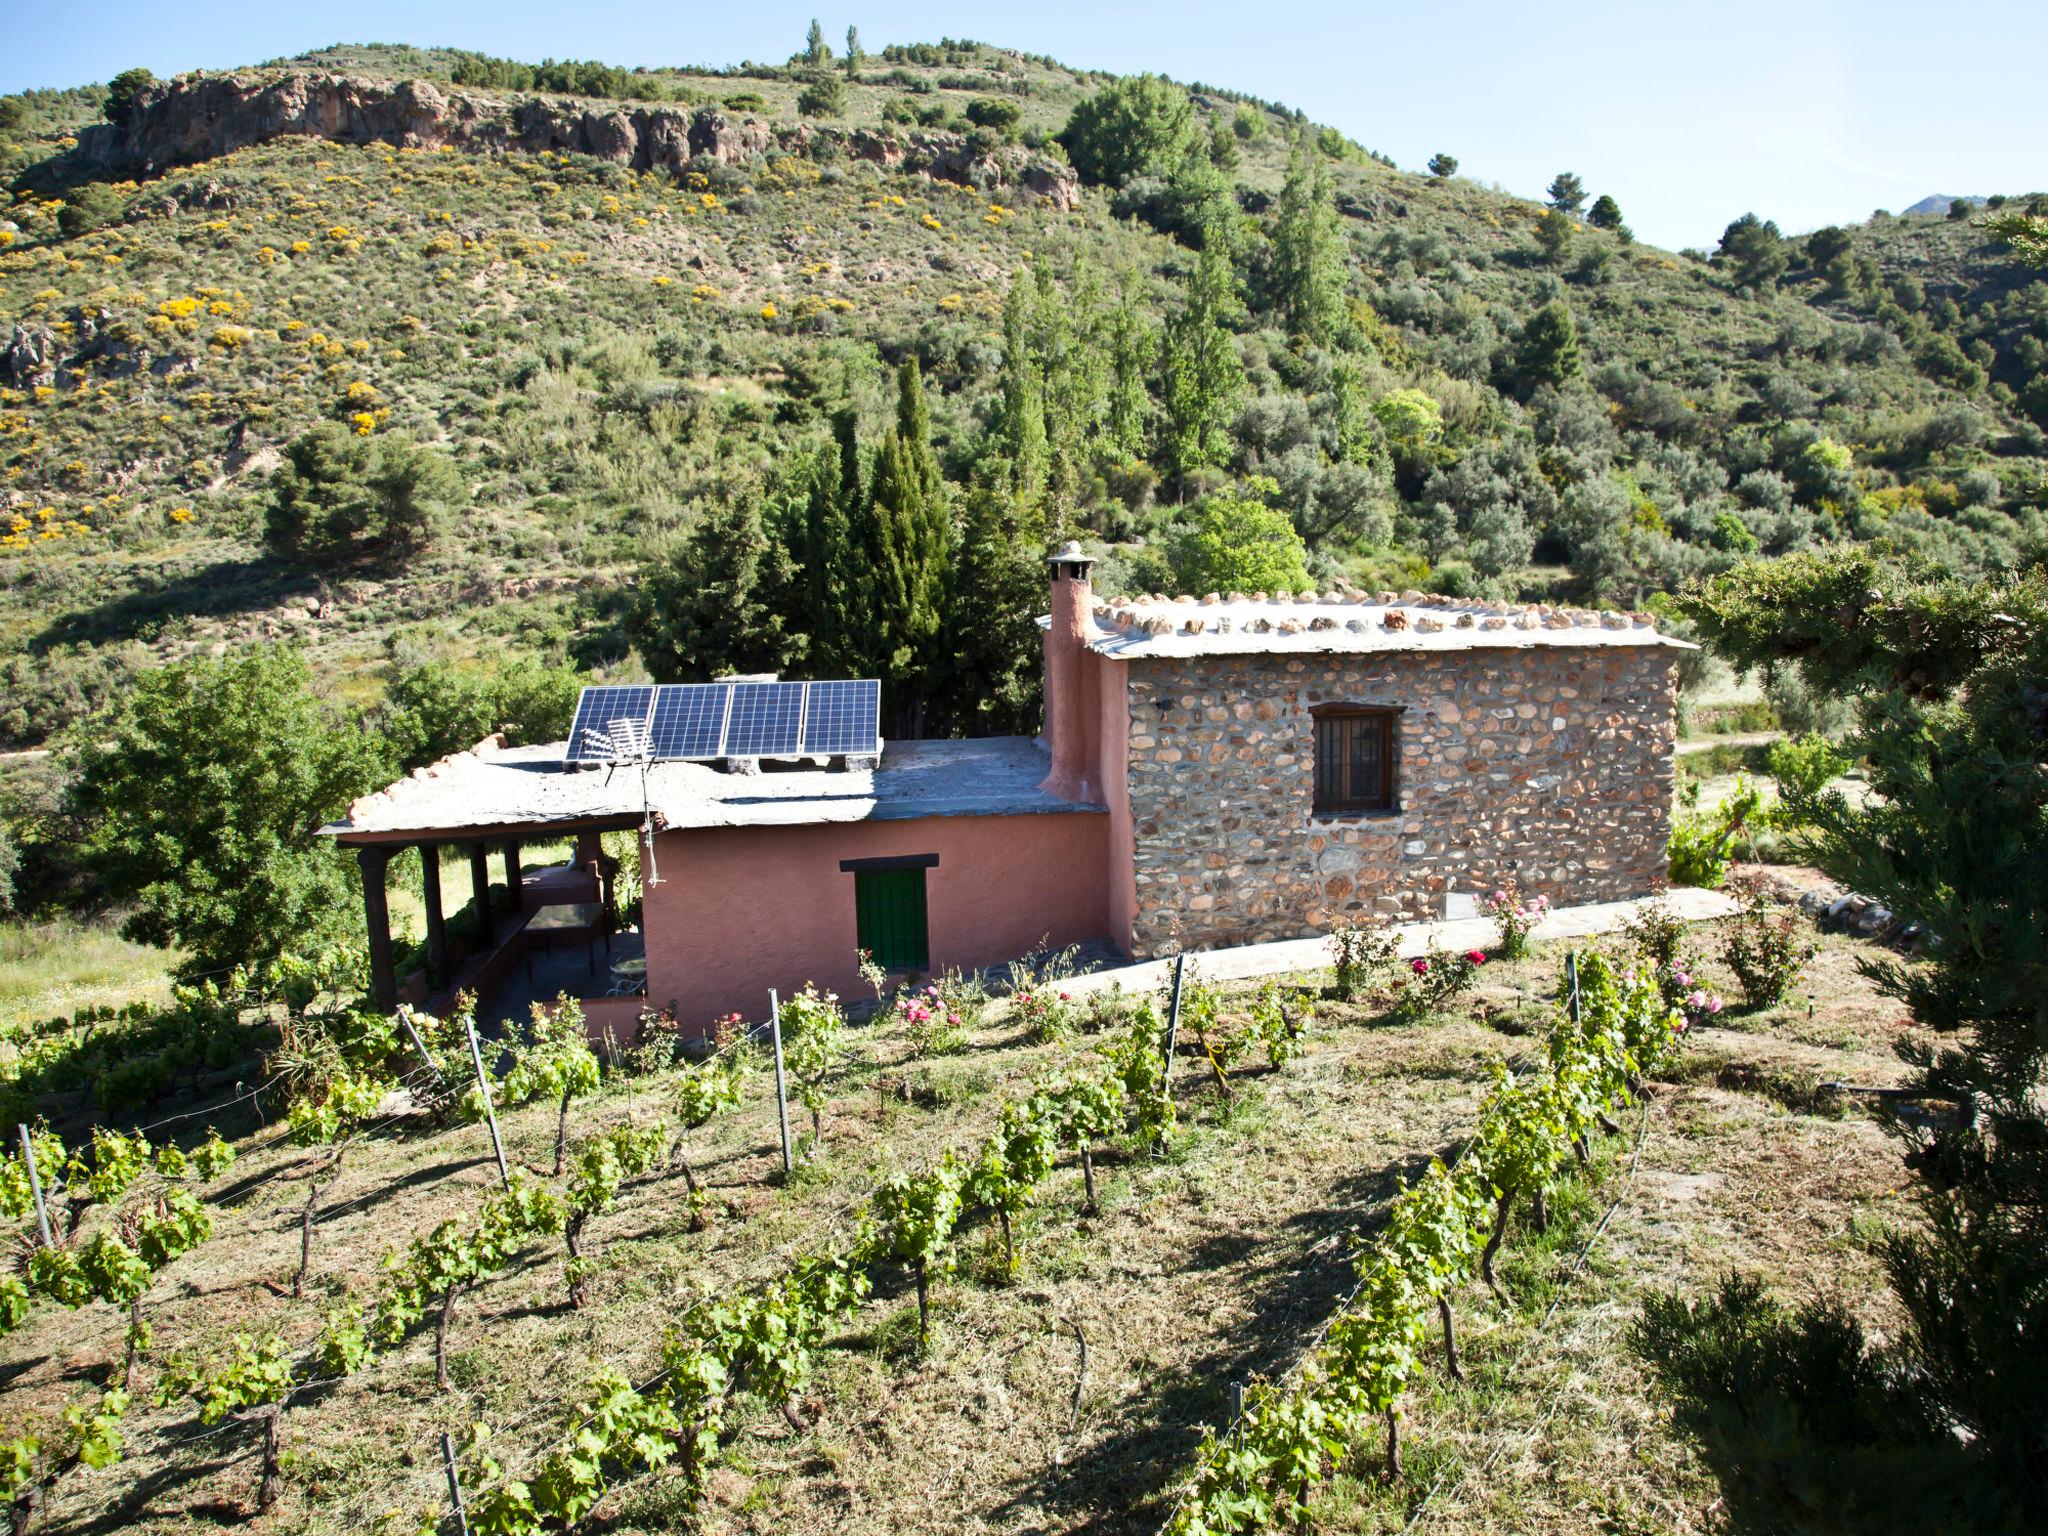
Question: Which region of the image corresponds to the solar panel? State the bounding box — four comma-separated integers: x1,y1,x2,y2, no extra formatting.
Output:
722,681,806,757
801,678,881,756
648,682,732,760
564,685,655,765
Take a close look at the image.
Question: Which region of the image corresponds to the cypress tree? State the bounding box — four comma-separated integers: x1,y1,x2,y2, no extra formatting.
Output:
998,279,1048,504
865,359,952,733
628,489,799,682
935,486,1047,737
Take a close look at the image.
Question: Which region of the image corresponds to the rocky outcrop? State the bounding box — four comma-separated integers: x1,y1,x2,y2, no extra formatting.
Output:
67,71,1081,208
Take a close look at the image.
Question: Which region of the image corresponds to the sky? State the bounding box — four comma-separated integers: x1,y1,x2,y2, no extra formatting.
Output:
4,0,2042,250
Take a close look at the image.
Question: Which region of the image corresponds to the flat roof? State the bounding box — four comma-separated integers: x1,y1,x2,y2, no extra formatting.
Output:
1056,591,1695,661
323,735,1101,843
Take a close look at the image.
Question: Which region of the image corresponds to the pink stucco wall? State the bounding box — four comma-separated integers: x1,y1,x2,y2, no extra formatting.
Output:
1093,656,1135,954
642,810,1111,1030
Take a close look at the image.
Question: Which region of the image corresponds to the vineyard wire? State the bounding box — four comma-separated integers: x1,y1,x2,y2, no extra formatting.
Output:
1397,1091,1656,1535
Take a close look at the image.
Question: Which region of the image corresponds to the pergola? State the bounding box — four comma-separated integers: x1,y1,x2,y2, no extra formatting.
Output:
342,815,640,1012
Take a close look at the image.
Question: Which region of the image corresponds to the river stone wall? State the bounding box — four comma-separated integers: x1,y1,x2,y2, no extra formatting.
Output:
1123,645,1678,956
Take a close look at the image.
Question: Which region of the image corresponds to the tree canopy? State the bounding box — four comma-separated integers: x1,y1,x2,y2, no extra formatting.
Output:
1058,74,1197,188
65,649,383,975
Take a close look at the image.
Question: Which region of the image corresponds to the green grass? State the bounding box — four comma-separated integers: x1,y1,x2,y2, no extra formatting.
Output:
0,914,178,1023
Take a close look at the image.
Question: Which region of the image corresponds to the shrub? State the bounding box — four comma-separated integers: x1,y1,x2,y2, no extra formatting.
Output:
1395,943,1486,1020
1719,890,1816,1007
964,98,1020,135
57,183,123,237
1173,481,1311,594
1620,896,1688,970
1482,884,1550,960
264,424,459,564
1013,985,1076,1044
1329,921,1396,1001
796,75,846,118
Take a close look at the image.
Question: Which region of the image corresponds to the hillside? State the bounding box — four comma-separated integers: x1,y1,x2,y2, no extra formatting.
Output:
0,38,2043,759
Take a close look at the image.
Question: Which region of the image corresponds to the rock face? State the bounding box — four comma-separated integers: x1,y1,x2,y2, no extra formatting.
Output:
68,71,1081,209
1122,646,1680,956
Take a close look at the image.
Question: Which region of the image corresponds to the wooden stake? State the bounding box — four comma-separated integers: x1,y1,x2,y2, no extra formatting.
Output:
17,1125,51,1248
768,990,794,1177
440,1429,471,1536
463,1020,510,1191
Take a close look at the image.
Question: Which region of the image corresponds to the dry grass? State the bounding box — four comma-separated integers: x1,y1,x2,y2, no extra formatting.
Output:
1,915,1919,1536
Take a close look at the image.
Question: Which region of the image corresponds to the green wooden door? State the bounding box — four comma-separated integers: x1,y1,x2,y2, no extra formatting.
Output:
855,867,929,972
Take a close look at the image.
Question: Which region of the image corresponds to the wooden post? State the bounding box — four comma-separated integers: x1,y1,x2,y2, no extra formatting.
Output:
359,846,397,1013
768,989,794,1177
1163,951,1187,1070
440,1430,471,1536
502,840,522,909
17,1125,52,1248
469,842,494,946
421,844,448,989
464,1019,510,1191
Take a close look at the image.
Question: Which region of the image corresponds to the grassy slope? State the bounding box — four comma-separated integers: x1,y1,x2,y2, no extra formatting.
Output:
0,42,2037,750
3,913,1912,1535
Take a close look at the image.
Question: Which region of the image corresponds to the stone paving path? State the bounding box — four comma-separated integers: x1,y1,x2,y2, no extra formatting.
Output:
1060,886,1739,997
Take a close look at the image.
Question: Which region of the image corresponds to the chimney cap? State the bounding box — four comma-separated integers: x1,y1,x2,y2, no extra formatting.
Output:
1047,539,1096,570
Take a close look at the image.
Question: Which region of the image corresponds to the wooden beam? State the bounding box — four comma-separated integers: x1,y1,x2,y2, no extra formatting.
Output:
469,842,494,946
360,846,397,1012
421,844,447,989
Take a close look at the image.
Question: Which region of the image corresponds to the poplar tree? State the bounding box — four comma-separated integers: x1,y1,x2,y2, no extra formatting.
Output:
804,19,829,67
1270,133,1347,343
1104,271,1158,461
1162,241,1247,483
783,415,863,676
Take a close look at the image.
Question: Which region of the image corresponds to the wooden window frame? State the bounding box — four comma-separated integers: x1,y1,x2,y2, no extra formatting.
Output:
1312,705,1400,816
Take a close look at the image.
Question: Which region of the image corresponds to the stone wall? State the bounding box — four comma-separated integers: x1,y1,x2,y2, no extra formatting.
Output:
1124,645,1678,956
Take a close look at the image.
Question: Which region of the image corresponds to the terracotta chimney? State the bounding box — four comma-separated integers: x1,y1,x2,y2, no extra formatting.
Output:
1039,540,1100,803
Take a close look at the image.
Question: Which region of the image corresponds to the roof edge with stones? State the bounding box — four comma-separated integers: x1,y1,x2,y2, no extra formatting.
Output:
1036,585,1695,654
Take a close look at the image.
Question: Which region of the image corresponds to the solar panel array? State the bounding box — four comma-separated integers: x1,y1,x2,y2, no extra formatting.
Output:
563,680,881,766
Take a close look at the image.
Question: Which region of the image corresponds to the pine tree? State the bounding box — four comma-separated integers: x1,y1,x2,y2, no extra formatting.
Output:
1587,193,1625,230
1546,172,1585,214
1270,133,1347,342
1427,152,1458,179
1514,300,1582,389
1162,242,1247,484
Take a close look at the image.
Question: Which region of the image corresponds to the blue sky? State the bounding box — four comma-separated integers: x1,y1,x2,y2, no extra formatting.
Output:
6,0,2042,250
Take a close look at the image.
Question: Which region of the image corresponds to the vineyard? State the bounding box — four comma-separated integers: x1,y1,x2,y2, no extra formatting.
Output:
0,901,1913,1535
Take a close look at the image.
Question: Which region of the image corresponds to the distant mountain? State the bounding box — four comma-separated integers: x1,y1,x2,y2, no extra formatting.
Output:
1903,193,1987,216
0,42,2040,752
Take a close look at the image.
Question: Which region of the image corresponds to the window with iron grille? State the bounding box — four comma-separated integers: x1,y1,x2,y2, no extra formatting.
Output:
1312,706,1397,815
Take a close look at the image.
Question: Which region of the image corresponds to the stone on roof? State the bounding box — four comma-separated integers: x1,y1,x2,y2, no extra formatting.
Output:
1056,592,1691,660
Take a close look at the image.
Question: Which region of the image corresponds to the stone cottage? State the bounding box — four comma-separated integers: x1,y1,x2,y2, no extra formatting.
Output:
324,547,1687,1029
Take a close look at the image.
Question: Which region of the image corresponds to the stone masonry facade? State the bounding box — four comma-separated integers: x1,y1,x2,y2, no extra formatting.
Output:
1124,644,1678,956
